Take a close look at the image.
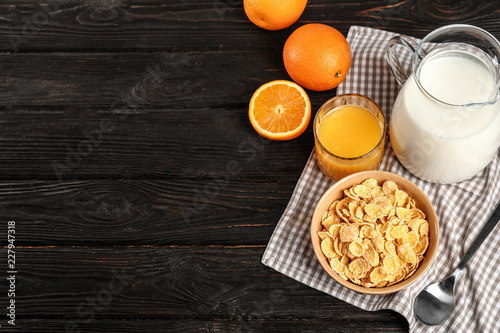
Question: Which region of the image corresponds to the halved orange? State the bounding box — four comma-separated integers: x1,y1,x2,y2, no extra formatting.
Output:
249,80,311,141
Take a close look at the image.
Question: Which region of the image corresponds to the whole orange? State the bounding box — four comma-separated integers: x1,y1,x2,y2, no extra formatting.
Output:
283,24,352,91
244,0,307,31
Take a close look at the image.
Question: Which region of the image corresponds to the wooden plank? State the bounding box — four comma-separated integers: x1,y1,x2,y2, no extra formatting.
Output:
0,107,315,179
6,245,407,331
0,51,289,108
0,318,408,332
0,0,499,52
0,50,338,108
0,179,293,245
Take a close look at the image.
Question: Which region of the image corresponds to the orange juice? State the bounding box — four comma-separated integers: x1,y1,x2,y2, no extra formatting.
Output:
317,105,382,158
313,95,386,181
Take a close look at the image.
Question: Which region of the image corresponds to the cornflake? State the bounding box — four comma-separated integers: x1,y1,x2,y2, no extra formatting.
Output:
318,178,430,288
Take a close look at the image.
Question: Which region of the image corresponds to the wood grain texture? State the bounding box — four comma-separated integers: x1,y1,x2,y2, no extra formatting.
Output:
0,51,339,109
0,179,293,245
6,0,499,331
0,318,409,333
0,0,499,52
0,107,314,179
0,50,323,180
4,246,408,332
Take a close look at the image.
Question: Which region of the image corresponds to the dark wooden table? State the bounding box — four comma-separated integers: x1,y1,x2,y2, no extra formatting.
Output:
1,1,499,332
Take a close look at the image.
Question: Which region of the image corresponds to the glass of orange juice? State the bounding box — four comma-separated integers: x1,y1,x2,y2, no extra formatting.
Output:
313,94,386,181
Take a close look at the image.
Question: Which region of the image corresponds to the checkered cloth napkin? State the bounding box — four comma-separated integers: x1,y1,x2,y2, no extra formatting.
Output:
262,25,500,332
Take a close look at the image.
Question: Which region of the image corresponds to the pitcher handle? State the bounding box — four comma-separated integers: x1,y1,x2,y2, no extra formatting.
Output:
385,35,419,86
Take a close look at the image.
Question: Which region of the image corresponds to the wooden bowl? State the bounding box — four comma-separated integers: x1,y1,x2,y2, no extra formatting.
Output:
311,170,439,295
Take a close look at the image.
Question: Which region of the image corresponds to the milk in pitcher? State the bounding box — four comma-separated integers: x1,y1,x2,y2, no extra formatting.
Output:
390,48,500,183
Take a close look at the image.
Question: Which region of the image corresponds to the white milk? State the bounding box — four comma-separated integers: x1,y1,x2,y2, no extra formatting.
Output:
390,49,500,183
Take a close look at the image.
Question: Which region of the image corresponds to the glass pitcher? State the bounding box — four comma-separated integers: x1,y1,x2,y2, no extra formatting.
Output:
386,24,500,184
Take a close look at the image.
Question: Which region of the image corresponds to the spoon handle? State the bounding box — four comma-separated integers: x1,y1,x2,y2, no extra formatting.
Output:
457,198,500,272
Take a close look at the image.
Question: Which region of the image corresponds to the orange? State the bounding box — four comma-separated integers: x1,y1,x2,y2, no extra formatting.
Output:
244,0,307,31
249,80,311,141
283,23,351,91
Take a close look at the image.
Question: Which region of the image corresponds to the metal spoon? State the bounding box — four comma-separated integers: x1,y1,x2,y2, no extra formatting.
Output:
413,198,500,326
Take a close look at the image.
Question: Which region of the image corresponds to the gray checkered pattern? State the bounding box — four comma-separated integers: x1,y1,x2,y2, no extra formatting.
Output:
262,26,500,332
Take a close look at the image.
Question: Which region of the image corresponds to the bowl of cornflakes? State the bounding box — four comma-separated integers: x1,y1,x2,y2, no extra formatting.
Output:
311,170,439,294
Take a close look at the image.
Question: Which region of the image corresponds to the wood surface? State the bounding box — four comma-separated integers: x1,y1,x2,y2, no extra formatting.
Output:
1,0,498,332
